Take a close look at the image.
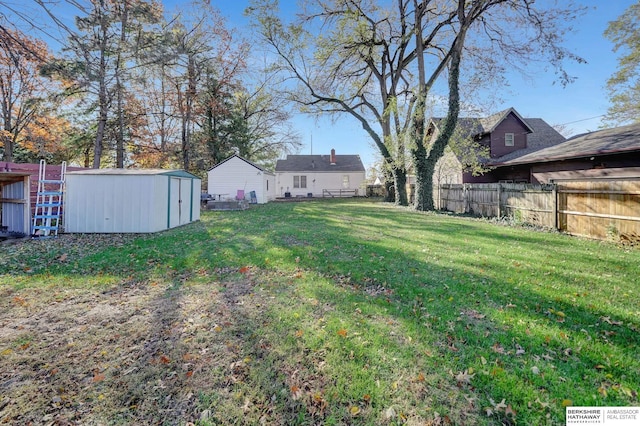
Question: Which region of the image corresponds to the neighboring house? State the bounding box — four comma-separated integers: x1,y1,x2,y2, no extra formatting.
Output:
493,122,640,183
207,155,275,204
429,107,566,185
275,149,366,197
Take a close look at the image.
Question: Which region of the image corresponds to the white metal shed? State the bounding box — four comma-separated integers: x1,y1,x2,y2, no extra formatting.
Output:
65,169,201,233
207,155,275,204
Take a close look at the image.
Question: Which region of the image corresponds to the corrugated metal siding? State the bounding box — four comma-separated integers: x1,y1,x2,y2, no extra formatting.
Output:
66,175,158,233
65,172,200,233
1,180,29,234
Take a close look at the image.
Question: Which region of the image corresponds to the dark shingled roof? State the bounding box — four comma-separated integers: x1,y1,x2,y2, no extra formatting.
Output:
490,118,566,165
496,122,640,166
276,154,365,172
430,108,566,165
430,107,535,138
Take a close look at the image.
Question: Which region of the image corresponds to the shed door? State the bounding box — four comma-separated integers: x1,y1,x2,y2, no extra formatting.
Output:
169,177,192,228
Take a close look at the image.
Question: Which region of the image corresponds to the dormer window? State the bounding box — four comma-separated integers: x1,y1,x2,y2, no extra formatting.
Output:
505,133,515,147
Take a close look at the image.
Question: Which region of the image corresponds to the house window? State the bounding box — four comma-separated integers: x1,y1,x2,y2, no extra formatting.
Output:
294,175,307,188
266,180,269,191
342,175,350,188
505,133,515,146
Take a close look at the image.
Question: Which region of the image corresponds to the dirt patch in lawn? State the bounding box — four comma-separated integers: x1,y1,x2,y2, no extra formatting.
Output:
0,274,261,425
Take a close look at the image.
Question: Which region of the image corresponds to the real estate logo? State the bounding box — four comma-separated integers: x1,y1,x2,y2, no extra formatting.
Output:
566,407,639,425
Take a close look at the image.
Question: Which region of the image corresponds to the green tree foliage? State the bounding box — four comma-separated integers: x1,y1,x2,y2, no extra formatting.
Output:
604,1,640,125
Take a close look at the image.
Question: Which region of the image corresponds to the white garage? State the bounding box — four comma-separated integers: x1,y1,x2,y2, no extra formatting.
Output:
207,155,275,204
64,169,201,233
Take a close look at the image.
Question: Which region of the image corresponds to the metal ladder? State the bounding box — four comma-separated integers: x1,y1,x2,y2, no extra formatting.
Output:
32,159,66,238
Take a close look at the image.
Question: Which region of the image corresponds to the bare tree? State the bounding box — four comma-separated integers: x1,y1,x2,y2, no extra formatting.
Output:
249,0,584,209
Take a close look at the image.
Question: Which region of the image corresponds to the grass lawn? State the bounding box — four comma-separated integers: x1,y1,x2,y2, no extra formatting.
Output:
0,199,638,425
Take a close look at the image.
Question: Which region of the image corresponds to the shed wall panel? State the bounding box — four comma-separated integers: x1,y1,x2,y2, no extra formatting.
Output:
66,175,159,233
1,180,29,234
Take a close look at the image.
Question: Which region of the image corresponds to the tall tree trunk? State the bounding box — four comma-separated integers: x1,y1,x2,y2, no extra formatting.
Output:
181,55,196,171
115,0,129,168
0,118,13,162
414,39,464,211
92,1,109,169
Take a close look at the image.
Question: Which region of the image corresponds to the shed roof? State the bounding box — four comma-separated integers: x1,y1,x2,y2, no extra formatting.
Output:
0,171,30,184
66,168,199,179
276,154,365,172
209,154,275,175
495,122,640,166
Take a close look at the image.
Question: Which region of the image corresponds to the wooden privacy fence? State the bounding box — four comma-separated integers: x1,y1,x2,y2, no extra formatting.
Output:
439,179,640,242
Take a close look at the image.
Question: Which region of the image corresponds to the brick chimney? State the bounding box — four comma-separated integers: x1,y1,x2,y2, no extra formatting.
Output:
330,148,336,165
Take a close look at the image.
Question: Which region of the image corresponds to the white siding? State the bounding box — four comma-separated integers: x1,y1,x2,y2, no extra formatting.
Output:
65,171,200,233
207,156,273,204
276,171,366,197
191,178,201,221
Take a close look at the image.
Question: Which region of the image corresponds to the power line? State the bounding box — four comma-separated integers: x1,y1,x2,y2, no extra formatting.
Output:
559,114,605,126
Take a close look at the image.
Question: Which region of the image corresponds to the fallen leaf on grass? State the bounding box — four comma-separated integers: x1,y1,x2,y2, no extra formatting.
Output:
290,385,304,400
58,253,68,262
337,329,348,338
454,369,475,386
92,372,105,383
159,355,171,364
492,342,505,354
12,296,28,307
562,399,573,407
384,407,396,420
349,406,361,416
239,266,250,274
601,316,623,326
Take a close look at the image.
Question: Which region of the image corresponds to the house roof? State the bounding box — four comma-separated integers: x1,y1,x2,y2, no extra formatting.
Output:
276,154,365,173
489,118,567,165
430,107,535,138
429,108,566,165
496,122,640,166
209,154,275,175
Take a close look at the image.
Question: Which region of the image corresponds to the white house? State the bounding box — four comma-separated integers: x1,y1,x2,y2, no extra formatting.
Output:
65,169,201,233
207,155,275,204
275,149,366,197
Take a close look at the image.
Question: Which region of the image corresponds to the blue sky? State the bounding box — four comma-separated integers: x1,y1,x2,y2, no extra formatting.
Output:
208,0,635,171
7,0,634,170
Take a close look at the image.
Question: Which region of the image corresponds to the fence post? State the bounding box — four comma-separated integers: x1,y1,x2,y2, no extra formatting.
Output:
463,184,469,213
497,183,502,218
552,183,558,230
